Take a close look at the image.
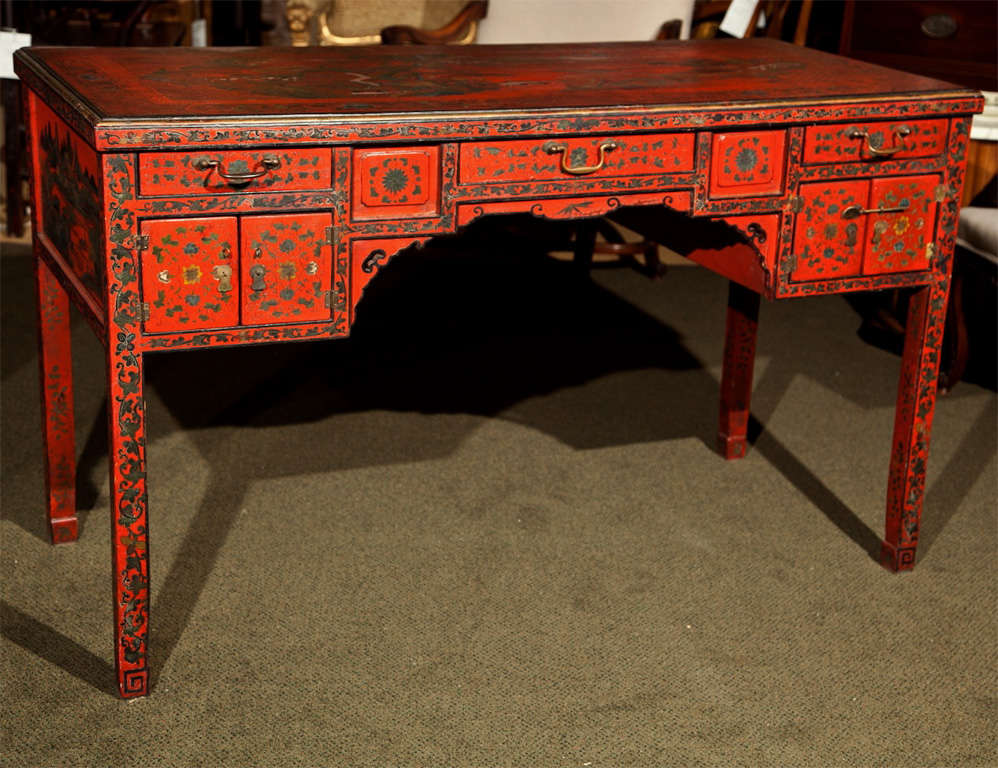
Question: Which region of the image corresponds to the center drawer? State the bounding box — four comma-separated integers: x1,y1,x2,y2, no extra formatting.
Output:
459,134,695,185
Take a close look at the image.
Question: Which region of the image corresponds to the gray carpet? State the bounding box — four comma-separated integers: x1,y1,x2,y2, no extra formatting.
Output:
2,227,996,767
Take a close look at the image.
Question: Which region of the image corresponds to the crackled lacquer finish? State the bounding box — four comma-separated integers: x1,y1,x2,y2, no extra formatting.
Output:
241,213,333,324
139,148,332,195
141,217,238,333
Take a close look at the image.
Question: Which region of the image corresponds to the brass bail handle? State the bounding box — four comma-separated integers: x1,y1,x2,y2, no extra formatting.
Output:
194,154,281,183
849,126,911,158
543,140,619,175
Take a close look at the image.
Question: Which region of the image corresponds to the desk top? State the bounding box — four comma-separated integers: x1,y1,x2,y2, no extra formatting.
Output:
16,38,978,121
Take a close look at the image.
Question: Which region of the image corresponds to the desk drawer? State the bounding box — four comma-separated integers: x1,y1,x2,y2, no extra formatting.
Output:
139,148,332,196
790,174,940,281
140,213,333,333
459,134,694,184
802,119,947,164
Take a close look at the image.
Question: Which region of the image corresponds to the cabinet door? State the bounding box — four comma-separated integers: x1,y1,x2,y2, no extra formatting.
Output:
240,213,333,325
141,217,238,333
862,174,939,275
791,180,869,281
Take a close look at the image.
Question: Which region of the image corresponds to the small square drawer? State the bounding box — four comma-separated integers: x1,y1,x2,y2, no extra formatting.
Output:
352,146,441,220
708,131,786,199
458,133,695,185
138,148,332,196
802,119,947,164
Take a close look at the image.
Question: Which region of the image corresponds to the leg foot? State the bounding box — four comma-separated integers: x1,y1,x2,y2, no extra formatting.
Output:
35,256,78,543
881,280,950,571
718,281,760,460
108,342,150,698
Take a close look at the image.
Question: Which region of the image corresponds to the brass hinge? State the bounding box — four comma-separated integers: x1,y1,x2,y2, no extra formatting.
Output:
323,290,332,309
934,185,948,203
325,225,334,242
784,253,798,273
789,196,804,214
141,302,151,322
136,235,150,251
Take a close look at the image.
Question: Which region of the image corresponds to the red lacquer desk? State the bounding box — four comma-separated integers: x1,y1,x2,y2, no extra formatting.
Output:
14,40,982,698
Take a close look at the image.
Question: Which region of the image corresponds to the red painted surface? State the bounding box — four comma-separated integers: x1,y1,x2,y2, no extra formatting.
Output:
140,216,239,333
803,119,948,164
352,146,440,220
456,191,692,227
863,174,939,274
35,256,79,543
709,131,787,198
881,280,950,571
459,134,695,184
718,281,760,460
16,42,983,697
241,213,334,324
792,180,868,281
138,149,332,196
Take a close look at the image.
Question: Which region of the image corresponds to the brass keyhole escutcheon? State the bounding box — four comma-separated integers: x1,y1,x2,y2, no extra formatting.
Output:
249,264,267,291
211,264,233,293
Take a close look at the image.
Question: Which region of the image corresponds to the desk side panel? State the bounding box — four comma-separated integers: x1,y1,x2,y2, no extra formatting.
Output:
28,91,106,313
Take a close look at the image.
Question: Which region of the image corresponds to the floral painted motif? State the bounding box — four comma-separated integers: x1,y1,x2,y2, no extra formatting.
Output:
709,131,786,198
353,146,441,220
241,213,333,324
141,217,238,332
138,149,332,195
458,134,695,184
792,180,868,281
863,174,939,274
804,119,947,163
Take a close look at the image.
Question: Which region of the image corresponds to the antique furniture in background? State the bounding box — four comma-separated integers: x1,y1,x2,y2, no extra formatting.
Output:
15,40,981,698
285,0,484,46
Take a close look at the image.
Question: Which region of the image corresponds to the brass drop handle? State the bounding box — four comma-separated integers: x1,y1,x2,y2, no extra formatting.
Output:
848,126,911,158
842,203,910,219
211,264,233,293
542,140,618,175
249,264,267,291
193,154,281,183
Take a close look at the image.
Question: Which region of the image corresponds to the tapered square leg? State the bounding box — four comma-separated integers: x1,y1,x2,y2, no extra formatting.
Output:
107,340,150,697
881,280,950,572
718,281,760,460
35,256,78,543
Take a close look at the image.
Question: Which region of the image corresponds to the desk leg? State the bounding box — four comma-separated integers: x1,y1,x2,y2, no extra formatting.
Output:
35,256,78,543
881,279,949,572
107,341,149,697
718,281,760,460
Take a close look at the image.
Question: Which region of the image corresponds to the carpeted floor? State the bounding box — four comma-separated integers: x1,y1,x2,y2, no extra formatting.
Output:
2,226,996,767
